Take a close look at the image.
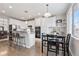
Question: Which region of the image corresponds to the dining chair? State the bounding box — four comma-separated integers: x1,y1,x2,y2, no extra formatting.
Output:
65,34,71,56
47,34,59,56
42,33,47,47
58,34,71,56
41,33,47,53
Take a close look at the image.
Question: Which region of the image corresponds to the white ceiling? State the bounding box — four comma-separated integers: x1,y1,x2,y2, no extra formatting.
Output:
0,3,71,21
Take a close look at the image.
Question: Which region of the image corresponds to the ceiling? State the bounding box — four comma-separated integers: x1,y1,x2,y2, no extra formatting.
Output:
0,3,71,21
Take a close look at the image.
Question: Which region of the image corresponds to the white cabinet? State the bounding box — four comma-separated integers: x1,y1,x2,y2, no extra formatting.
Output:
56,19,67,35
25,33,35,48
41,17,56,34
15,31,35,48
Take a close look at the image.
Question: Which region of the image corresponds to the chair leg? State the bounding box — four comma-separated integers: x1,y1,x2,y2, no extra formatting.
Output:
56,44,57,56
56,43,59,56
67,47,69,56
56,46,58,56
47,43,49,56
57,44,59,54
47,46,48,56
62,44,64,51
62,44,64,56
42,41,43,53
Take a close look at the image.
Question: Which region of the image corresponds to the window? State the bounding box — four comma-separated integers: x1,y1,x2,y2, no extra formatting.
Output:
73,4,79,38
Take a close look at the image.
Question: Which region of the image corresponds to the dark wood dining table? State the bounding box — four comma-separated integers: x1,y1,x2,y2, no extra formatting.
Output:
41,34,66,56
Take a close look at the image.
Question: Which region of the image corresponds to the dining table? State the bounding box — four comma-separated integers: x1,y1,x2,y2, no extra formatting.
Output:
41,33,66,56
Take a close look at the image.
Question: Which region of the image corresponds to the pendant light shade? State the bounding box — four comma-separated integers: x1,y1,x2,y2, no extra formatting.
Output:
44,4,51,17
44,12,51,17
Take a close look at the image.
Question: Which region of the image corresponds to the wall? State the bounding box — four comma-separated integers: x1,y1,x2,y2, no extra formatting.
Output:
66,3,79,56
66,4,73,34
70,37,79,56
66,4,74,55
56,15,66,20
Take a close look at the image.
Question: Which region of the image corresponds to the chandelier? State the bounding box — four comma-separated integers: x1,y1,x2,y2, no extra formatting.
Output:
44,4,51,17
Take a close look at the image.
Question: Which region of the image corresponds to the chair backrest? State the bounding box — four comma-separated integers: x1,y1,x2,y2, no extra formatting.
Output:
47,34,58,41
42,33,47,37
42,33,58,41
47,34,57,39
66,34,71,46
42,33,47,40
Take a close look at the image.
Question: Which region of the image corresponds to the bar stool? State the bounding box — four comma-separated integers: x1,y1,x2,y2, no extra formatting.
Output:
16,33,26,48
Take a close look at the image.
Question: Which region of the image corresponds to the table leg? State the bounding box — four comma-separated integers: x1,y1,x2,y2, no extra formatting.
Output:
64,38,65,56
47,42,48,56
42,41,43,53
42,35,43,53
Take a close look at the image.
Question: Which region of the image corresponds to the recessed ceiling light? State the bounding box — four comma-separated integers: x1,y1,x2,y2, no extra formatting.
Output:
2,10,5,13
9,5,13,8
28,15,31,18
24,10,28,13
21,17,25,19
38,13,41,15
25,21,27,24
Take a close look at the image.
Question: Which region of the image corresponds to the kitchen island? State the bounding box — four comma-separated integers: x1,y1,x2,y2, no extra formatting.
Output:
13,29,35,48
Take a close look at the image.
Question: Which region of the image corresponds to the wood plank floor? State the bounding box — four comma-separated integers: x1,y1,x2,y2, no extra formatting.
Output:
0,38,64,56
0,38,46,56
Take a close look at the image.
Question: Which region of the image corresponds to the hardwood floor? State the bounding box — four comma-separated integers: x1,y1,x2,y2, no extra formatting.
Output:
0,38,64,56
0,38,46,56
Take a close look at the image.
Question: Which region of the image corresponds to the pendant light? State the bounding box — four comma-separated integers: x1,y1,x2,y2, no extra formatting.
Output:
44,4,51,17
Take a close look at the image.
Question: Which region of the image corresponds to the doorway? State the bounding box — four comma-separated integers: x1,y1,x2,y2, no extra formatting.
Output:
35,26,41,38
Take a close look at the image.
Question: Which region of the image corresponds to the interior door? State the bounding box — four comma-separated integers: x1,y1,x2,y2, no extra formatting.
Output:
35,26,41,38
